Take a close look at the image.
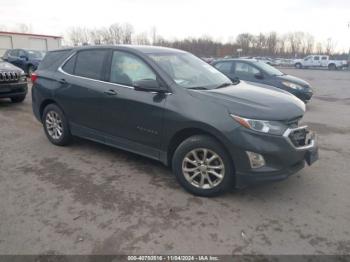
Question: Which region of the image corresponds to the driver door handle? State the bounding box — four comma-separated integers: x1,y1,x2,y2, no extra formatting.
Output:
58,78,67,84
104,89,118,96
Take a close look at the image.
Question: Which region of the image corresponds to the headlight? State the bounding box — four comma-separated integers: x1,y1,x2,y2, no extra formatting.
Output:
20,70,27,81
282,81,303,90
231,115,287,135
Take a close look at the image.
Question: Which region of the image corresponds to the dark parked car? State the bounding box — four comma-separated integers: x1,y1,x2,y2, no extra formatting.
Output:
0,58,28,103
32,46,318,196
212,59,313,103
2,49,45,76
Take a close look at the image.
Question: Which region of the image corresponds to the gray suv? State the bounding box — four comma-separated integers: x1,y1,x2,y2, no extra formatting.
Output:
212,59,313,103
32,46,318,196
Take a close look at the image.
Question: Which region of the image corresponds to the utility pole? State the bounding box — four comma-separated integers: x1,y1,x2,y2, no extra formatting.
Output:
348,22,350,63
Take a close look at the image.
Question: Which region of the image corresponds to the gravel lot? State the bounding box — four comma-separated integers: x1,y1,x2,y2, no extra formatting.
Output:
0,68,349,255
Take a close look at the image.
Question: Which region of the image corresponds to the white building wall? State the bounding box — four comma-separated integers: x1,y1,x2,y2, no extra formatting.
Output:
0,33,62,56
47,38,61,50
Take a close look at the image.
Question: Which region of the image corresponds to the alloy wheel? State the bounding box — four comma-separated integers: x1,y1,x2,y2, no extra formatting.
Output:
45,111,63,140
182,148,225,189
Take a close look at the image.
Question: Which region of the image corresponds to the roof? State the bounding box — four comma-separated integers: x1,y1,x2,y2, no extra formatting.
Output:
68,45,186,54
213,58,259,63
0,31,62,39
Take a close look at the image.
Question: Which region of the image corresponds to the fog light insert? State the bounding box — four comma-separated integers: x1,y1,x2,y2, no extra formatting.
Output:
246,151,265,169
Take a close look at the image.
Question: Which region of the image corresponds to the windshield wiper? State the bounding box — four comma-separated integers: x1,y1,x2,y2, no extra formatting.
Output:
187,87,208,90
215,82,233,89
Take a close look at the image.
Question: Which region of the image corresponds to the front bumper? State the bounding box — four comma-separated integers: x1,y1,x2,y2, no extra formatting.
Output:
0,81,28,98
225,126,318,188
292,88,313,102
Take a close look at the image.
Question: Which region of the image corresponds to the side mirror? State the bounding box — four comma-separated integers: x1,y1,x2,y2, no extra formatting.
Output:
231,76,240,83
254,72,264,80
19,55,28,61
133,79,164,92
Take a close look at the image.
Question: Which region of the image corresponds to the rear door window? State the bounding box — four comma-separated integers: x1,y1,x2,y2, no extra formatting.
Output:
234,62,260,75
74,50,108,80
214,61,233,74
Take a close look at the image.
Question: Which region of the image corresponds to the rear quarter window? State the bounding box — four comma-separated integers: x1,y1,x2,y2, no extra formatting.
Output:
38,49,72,71
62,55,76,74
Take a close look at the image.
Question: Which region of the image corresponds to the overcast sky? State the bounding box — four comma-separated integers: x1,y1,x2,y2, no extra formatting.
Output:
0,0,349,51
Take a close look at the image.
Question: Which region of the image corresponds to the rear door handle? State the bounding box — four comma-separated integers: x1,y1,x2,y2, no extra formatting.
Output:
58,78,67,84
104,89,118,96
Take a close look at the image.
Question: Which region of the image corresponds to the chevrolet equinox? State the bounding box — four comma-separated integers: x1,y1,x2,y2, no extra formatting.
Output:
32,46,319,196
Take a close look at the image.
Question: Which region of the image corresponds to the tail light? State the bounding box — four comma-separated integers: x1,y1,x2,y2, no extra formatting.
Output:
31,73,38,83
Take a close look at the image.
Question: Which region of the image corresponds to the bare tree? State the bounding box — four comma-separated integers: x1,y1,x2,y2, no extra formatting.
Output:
305,34,314,54
67,27,82,46
316,42,323,54
121,23,134,44
236,33,254,55
150,26,157,45
134,32,150,45
99,27,113,44
266,32,278,56
89,29,102,45
325,38,335,55
64,24,345,58
109,23,122,44
286,32,303,56
276,35,287,56
252,33,266,54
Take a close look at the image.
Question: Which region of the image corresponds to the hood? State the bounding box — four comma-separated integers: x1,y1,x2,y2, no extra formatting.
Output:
30,58,42,64
0,61,23,72
189,81,305,121
276,74,310,88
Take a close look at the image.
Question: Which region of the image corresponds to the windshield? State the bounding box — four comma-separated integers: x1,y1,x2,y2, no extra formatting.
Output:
254,61,284,76
149,52,232,89
27,50,44,60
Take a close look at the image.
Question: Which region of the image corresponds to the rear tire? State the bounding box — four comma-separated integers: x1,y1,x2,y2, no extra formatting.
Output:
328,64,336,70
42,104,71,146
295,63,302,69
11,95,26,103
172,135,234,197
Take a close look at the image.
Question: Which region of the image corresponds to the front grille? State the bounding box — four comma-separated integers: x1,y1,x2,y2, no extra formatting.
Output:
0,71,20,83
288,127,313,148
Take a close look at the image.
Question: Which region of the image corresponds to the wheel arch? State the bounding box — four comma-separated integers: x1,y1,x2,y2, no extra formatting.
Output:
328,63,336,69
166,127,235,170
39,99,65,121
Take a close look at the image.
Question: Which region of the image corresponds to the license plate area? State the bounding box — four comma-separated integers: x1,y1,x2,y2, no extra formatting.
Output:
0,85,11,93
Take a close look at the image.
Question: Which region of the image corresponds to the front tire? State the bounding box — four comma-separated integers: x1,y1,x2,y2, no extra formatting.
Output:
42,104,71,146
172,135,234,197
